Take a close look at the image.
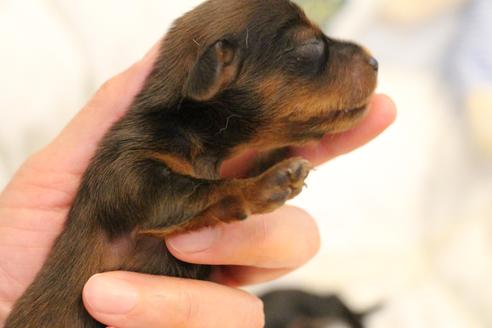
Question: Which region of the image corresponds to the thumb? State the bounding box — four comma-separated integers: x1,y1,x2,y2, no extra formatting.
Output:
82,271,264,328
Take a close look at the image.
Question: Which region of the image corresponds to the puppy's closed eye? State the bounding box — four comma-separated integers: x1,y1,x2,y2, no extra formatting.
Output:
286,39,326,76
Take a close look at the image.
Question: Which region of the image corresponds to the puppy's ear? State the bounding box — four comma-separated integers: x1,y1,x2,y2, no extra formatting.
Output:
184,39,240,101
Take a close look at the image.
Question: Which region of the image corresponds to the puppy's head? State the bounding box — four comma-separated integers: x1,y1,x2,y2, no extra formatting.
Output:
144,0,377,150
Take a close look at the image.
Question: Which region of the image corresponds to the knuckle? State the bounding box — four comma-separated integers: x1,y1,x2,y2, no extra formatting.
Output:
281,207,321,267
255,215,270,246
94,72,126,102
252,218,275,265
175,286,199,326
302,214,321,258
290,209,320,265
99,76,119,93
242,296,265,328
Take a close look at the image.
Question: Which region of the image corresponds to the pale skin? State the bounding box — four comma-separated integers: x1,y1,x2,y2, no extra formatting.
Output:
0,42,396,328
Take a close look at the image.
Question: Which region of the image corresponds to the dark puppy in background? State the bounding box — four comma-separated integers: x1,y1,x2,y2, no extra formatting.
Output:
5,0,378,327
261,289,377,328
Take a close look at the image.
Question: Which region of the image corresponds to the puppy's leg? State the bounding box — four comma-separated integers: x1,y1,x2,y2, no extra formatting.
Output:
139,156,311,239
121,157,311,282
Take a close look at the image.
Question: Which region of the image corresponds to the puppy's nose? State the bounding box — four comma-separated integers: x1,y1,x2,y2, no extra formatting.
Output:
368,57,379,72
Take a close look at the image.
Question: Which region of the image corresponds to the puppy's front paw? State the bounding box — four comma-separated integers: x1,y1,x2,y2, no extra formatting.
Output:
250,157,312,213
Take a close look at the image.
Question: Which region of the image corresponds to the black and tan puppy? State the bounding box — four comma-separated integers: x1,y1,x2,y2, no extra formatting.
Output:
5,0,378,327
261,289,375,328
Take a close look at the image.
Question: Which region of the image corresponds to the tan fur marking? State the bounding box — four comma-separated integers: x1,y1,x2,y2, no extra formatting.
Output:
151,153,196,177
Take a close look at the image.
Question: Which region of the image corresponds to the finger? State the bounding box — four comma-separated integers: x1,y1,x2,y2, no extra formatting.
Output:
36,42,161,175
220,94,396,177
220,149,259,178
210,266,294,287
83,271,264,328
293,94,397,166
166,206,320,270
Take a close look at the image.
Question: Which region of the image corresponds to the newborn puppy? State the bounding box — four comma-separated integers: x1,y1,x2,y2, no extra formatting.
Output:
5,0,378,327
261,289,376,328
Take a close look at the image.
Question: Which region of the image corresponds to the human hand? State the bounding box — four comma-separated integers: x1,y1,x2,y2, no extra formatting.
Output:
0,41,396,327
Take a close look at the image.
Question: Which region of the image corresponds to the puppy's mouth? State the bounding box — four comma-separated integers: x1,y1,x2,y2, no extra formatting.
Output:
319,102,370,134
280,100,372,141
330,105,368,119
323,102,369,124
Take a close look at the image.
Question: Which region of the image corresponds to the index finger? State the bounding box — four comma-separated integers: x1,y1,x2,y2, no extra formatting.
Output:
221,94,396,177
293,94,396,166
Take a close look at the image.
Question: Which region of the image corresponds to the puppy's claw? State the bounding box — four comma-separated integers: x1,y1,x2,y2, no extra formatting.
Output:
250,158,312,213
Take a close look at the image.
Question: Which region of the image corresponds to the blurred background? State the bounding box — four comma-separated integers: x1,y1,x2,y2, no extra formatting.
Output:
1,0,491,327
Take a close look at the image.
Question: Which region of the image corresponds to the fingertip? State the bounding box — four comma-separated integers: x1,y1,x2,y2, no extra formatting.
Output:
370,93,397,127
331,93,396,149
296,93,397,164
82,273,139,316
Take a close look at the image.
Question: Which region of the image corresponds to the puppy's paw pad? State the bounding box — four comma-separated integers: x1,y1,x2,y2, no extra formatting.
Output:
286,158,311,186
268,158,311,189
252,158,312,211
